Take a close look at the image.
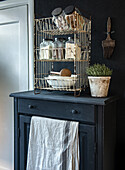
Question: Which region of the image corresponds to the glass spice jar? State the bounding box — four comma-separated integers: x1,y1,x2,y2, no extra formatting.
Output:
40,39,53,59
65,36,81,60
52,38,65,59
64,5,84,30
52,38,58,59
58,38,66,59
51,7,68,30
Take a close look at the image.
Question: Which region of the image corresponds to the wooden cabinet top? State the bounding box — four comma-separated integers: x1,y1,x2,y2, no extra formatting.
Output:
10,90,118,106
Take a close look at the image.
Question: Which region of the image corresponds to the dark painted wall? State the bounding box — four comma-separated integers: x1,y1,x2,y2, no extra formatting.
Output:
35,0,125,168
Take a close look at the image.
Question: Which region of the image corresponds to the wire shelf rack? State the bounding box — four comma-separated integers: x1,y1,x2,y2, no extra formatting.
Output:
34,12,91,96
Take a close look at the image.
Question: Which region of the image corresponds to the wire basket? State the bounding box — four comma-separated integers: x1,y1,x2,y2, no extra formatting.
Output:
34,13,91,96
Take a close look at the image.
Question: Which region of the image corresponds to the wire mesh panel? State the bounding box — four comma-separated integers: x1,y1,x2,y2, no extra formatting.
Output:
34,13,91,96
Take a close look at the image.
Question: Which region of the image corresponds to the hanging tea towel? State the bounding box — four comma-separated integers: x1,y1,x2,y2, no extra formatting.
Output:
26,116,79,170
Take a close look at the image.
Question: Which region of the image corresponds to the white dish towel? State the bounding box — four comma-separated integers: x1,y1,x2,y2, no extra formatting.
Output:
26,116,79,170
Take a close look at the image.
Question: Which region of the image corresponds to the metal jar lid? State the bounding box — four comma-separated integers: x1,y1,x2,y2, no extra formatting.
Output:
64,5,81,15
51,7,62,17
64,5,75,15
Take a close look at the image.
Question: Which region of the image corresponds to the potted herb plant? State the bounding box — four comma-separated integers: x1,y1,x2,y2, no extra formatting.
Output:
86,64,112,97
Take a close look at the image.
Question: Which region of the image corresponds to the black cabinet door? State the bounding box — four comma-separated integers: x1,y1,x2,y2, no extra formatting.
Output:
19,115,96,170
19,115,31,170
79,124,96,170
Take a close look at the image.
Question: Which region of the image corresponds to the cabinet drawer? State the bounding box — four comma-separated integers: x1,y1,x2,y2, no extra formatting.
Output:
18,99,96,123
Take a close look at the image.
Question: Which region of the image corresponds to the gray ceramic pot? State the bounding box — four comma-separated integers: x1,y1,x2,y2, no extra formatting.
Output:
88,76,111,97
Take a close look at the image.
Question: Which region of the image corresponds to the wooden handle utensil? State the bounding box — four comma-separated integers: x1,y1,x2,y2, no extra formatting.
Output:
102,17,115,59
50,68,71,77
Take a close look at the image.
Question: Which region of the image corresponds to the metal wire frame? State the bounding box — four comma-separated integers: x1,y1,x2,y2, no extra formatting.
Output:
34,13,91,96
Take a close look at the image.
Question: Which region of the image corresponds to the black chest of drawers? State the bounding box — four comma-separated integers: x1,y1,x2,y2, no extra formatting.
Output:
10,90,118,170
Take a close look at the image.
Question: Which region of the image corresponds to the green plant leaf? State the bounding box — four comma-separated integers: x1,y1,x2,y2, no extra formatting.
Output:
86,63,112,76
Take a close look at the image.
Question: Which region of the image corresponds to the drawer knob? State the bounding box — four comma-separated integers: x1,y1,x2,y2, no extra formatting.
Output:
28,105,34,109
72,109,78,114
